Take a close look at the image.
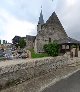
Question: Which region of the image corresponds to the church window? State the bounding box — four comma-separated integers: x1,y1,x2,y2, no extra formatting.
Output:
49,38,51,43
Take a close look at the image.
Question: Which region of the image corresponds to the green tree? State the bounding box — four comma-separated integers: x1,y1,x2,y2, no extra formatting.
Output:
18,38,26,48
43,42,59,56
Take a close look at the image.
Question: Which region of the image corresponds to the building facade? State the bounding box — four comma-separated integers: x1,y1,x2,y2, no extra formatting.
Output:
25,35,36,49
34,10,68,53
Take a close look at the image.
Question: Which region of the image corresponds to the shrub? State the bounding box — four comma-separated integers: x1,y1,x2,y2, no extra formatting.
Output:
18,38,26,48
43,42,59,56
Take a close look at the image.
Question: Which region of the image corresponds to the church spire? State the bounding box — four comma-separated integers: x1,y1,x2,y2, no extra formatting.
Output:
38,6,44,24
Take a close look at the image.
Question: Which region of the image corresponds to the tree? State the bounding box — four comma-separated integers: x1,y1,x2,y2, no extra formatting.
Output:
18,38,26,48
43,41,59,56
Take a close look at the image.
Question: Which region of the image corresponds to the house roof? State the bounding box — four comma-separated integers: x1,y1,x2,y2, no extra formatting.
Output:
12,36,21,40
57,37,80,44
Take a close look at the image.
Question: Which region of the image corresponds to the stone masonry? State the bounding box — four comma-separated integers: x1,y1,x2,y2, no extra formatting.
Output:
34,11,68,53
19,10,68,52
0,56,79,91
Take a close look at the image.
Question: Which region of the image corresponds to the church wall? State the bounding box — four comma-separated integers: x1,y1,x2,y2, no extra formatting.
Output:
26,40,34,49
35,24,68,53
34,11,68,53
34,39,38,53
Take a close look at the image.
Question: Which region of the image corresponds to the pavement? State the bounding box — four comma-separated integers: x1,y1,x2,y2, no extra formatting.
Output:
42,70,80,92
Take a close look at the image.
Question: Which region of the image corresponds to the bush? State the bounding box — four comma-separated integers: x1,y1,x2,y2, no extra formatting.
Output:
43,42,59,56
18,38,26,48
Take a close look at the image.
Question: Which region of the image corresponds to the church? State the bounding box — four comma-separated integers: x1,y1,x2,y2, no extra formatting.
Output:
25,8,68,53
12,8,80,55
12,8,80,54
34,9,68,53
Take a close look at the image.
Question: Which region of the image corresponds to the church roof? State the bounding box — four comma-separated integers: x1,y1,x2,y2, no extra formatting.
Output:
57,37,80,44
46,12,61,25
38,8,44,24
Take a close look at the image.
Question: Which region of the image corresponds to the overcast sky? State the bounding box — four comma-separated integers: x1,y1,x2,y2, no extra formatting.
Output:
0,0,80,42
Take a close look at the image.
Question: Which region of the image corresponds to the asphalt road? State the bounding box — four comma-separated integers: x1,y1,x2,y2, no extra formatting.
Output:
42,70,80,92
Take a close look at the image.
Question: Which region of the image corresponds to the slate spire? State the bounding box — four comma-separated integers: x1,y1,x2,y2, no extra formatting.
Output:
38,6,44,24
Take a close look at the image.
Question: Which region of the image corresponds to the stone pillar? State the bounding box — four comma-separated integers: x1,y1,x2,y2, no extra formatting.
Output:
70,45,73,58
27,50,31,58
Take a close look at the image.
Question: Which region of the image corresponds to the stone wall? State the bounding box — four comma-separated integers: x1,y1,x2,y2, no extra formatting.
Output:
0,56,78,90
34,12,68,53
35,24,67,53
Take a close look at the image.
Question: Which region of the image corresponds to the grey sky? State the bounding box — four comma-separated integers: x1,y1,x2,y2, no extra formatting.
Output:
0,0,80,42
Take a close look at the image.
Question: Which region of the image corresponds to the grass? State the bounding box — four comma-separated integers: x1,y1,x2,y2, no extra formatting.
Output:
30,49,48,58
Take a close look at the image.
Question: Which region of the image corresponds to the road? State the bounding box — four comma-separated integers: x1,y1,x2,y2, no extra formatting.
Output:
42,70,80,92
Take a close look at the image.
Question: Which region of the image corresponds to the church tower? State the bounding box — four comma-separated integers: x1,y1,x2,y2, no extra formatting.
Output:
38,6,44,24
37,6,44,33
